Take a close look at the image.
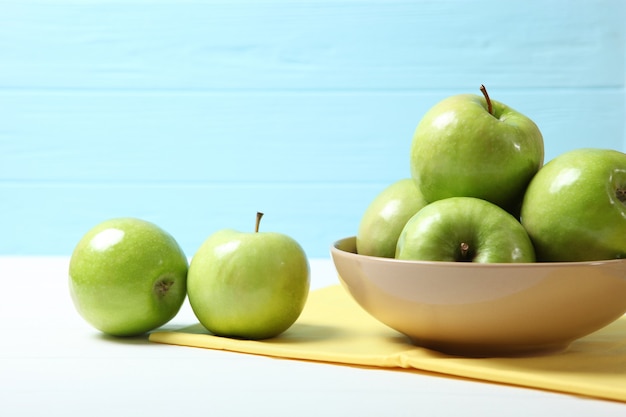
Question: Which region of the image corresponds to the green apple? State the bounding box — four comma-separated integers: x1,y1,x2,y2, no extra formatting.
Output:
187,212,310,340
410,85,544,212
69,218,188,337
521,148,626,262
357,178,428,258
396,197,535,263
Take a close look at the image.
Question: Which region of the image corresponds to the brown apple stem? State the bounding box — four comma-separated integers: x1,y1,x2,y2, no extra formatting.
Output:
459,242,470,260
255,212,264,233
617,188,626,203
479,84,493,115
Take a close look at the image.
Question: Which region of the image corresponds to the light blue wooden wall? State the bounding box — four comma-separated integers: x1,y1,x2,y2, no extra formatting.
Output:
1,0,625,258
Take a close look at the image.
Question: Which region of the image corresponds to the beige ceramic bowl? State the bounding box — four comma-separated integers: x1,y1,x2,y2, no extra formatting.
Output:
331,236,626,357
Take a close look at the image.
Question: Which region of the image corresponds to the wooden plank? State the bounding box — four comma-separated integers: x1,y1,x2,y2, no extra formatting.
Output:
1,89,624,183
1,0,623,90
0,182,382,258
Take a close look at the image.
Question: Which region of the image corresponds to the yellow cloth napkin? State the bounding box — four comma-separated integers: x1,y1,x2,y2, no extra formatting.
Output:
149,285,626,402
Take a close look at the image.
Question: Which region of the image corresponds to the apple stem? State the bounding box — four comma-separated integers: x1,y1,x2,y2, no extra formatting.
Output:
255,212,264,233
459,242,470,260
479,84,493,116
617,188,626,203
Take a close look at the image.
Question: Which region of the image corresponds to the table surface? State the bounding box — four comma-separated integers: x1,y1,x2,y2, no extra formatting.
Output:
2,257,625,417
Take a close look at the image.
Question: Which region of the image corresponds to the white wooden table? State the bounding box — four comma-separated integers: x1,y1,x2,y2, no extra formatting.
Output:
1,257,624,417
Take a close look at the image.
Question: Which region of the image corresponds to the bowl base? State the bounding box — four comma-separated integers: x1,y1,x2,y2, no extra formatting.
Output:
410,337,571,358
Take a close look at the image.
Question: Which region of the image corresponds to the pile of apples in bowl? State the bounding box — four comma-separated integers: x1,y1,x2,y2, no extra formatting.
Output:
331,85,626,357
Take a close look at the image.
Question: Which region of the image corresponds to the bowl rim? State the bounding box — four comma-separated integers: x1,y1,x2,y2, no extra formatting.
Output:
331,236,626,268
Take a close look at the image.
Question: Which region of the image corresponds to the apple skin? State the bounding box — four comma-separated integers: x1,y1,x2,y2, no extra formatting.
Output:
410,92,544,212
396,197,536,263
357,178,428,258
521,148,626,262
187,226,310,340
69,218,188,337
